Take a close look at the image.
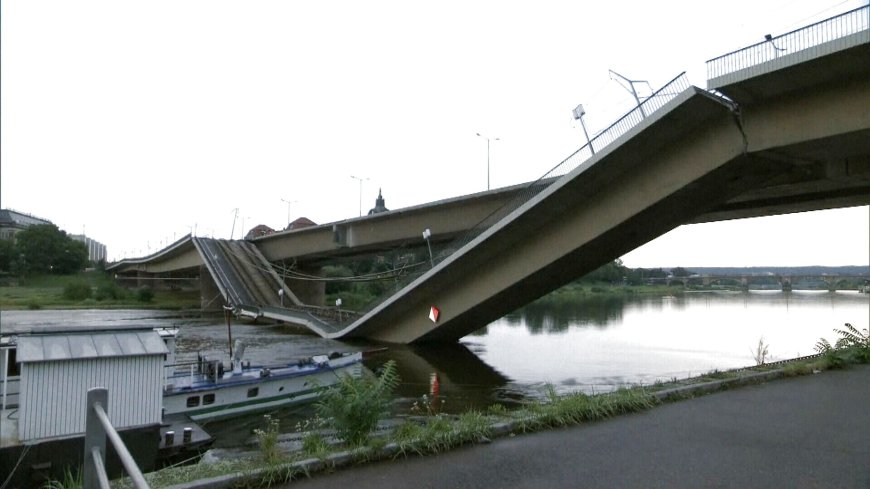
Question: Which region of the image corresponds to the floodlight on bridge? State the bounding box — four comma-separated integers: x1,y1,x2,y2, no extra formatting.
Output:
423,228,434,268
572,104,594,154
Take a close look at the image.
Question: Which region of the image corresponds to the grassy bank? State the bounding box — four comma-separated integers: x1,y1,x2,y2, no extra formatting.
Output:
530,282,686,305
0,272,200,311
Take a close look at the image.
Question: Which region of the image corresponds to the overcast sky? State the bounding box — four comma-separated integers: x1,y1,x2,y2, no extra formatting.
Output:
2,0,868,267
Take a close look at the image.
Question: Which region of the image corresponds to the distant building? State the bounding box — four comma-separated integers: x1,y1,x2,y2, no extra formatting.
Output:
245,224,275,240
368,189,389,215
287,217,317,230
70,234,108,264
0,209,53,241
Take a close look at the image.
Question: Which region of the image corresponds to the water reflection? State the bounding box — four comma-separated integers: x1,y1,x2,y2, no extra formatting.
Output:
475,291,868,396
364,342,511,411
506,295,638,333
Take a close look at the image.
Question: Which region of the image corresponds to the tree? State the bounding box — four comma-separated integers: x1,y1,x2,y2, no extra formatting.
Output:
0,239,13,273
14,224,88,274
670,266,694,277
584,259,629,284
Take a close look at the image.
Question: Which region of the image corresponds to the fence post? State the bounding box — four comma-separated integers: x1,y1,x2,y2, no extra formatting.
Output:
84,387,108,489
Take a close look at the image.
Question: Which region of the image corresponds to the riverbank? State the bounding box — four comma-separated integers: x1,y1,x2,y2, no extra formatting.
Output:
275,363,870,489
118,348,868,489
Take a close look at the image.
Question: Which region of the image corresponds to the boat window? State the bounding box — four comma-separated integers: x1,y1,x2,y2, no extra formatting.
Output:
203,393,215,405
5,348,19,377
186,396,200,408
247,387,259,398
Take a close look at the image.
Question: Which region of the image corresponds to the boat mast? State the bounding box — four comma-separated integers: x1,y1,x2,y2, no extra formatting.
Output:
223,306,234,361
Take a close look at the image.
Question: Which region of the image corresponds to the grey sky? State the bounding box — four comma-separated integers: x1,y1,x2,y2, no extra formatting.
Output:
2,0,867,266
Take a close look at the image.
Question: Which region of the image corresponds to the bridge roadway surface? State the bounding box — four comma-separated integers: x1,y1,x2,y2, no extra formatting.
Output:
281,365,870,489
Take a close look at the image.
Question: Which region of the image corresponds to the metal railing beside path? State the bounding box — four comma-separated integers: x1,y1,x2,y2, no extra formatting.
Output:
84,388,149,489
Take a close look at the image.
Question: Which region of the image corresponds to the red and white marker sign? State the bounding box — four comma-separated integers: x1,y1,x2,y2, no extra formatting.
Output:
428,306,440,323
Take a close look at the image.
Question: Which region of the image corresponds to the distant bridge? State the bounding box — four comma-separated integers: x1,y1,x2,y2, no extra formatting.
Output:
648,274,870,291
109,6,870,343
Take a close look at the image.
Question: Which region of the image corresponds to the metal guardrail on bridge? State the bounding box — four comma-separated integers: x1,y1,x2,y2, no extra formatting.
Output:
706,4,869,81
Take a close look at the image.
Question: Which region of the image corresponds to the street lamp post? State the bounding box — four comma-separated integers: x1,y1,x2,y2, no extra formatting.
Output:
609,69,652,118
572,104,594,153
422,228,434,268
281,198,297,227
350,175,369,217
476,133,499,190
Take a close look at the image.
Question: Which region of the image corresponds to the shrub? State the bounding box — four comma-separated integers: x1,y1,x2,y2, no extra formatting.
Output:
752,337,770,365
301,431,329,458
41,466,82,489
62,281,91,301
135,286,154,302
315,360,399,446
253,414,281,465
94,283,126,301
815,323,870,366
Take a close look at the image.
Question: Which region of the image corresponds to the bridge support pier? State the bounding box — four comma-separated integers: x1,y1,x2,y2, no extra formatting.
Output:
136,271,152,288
283,267,326,306
200,266,224,312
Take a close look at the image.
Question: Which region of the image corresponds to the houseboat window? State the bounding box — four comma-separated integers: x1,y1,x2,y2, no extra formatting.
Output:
6,348,19,377
247,387,259,398
203,393,215,405
186,396,200,408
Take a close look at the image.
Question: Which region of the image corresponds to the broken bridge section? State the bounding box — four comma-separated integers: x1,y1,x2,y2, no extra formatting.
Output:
192,237,350,334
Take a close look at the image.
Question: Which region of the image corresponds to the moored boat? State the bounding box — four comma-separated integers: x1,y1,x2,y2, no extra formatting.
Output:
162,348,363,421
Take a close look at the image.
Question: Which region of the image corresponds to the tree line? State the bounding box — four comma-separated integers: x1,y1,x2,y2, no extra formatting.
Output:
0,224,90,275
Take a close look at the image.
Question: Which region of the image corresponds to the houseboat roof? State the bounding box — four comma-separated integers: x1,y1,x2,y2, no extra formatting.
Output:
17,330,168,363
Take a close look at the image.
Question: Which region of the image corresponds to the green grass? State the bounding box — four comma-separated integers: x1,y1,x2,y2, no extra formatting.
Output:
0,272,200,310
532,283,685,305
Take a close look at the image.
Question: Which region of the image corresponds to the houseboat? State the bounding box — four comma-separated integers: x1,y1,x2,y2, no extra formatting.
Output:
0,326,193,487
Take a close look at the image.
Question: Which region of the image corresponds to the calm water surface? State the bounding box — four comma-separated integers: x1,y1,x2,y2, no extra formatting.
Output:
2,290,866,446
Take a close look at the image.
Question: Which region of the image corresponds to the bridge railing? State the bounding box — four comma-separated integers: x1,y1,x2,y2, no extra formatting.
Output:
354,72,692,315
706,4,869,81
83,387,150,489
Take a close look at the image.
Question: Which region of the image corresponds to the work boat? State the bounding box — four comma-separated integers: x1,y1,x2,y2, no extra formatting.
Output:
162,342,363,421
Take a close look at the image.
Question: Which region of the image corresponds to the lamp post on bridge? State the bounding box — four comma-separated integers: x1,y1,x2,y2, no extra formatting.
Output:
476,133,499,191
609,69,651,118
422,228,434,268
281,198,297,227
572,104,594,153
350,175,369,217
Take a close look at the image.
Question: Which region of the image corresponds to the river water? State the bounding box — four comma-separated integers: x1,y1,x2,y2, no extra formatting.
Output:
2,290,867,446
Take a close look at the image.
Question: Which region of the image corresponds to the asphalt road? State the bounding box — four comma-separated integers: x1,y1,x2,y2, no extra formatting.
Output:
284,365,870,489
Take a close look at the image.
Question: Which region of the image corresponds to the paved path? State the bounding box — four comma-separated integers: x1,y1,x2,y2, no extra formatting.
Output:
285,365,870,489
